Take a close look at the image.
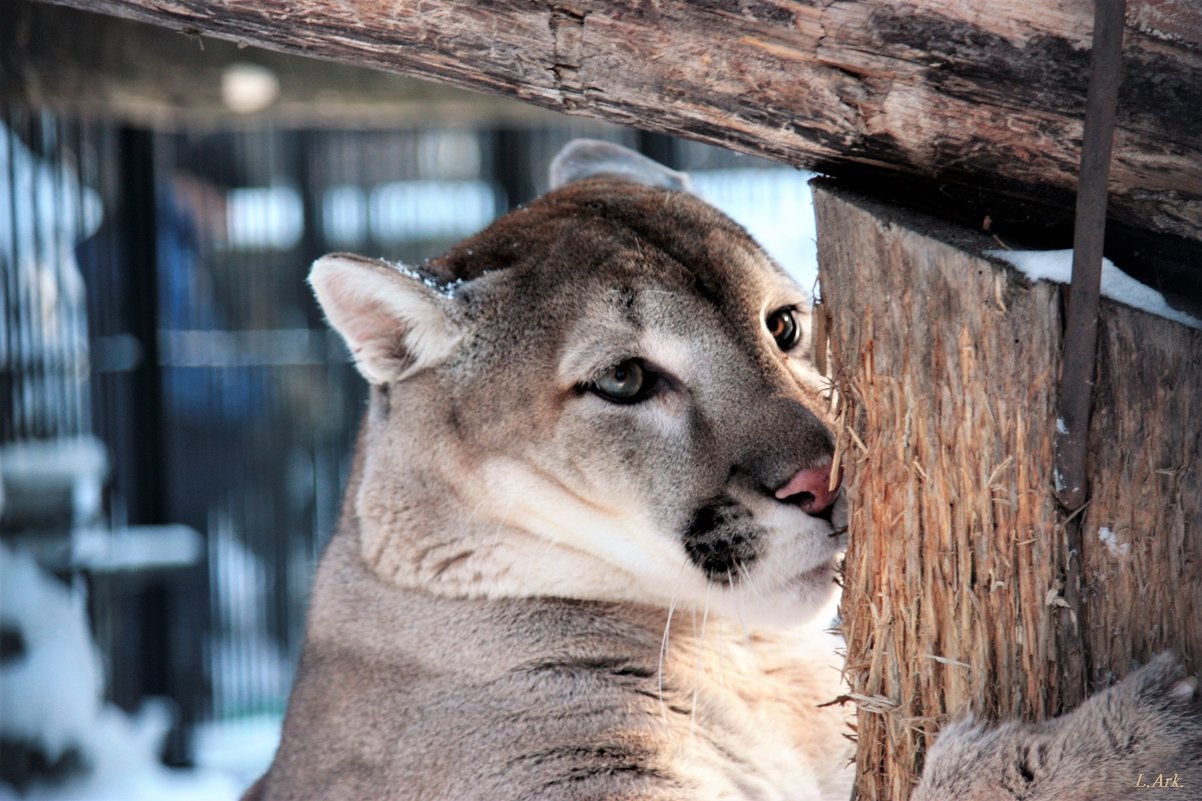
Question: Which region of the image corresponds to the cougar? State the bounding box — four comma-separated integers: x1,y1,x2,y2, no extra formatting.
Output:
246,141,1201,801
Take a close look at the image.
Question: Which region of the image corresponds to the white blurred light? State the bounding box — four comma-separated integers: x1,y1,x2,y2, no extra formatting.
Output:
369,180,497,242
221,63,280,115
417,130,482,179
322,185,367,246
226,186,303,249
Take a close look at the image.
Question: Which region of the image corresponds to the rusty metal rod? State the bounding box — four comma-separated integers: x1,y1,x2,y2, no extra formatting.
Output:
1054,0,1126,511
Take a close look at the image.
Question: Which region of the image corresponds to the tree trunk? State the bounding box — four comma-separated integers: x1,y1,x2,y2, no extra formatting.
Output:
813,180,1202,800
29,0,1202,251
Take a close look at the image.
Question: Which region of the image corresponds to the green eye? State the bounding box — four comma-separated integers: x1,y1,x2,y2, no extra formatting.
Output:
767,307,801,351
590,359,653,404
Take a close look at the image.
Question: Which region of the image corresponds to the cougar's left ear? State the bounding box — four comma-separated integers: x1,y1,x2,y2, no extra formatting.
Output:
309,253,463,385
550,139,692,192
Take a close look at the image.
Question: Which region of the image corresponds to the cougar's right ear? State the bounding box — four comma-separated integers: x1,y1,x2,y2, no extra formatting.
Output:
310,253,463,384
550,139,692,192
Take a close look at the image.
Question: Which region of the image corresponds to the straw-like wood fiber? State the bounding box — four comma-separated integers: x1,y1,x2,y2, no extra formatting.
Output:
812,182,1201,800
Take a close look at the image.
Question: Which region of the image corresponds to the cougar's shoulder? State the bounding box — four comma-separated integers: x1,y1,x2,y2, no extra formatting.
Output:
262,527,689,801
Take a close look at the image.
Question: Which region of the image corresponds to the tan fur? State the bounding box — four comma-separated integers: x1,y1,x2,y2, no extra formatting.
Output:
913,654,1202,800
249,142,1201,801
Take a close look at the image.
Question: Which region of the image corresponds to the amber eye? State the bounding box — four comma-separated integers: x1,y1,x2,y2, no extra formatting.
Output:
590,359,656,404
766,307,801,350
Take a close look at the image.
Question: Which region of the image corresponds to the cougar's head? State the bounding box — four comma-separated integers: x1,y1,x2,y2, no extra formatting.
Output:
312,140,844,626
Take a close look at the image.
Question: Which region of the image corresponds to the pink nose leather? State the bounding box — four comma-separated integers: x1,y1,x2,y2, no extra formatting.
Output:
775,461,840,515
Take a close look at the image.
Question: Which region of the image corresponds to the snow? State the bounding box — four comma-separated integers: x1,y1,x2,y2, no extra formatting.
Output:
0,545,250,801
1098,526,1131,558
393,262,465,298
0,122,103,267
0,545,102,759
989,249,1202,330
0,705,243,801
192,716,282,792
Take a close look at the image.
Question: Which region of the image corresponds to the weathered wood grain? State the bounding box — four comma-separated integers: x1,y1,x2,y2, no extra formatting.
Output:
1,1,562,127
815,180,1202,799
28,0,1202,247
1081,307,1202,687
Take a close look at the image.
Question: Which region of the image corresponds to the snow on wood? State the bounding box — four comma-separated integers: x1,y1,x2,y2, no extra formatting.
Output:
991,249,1202,329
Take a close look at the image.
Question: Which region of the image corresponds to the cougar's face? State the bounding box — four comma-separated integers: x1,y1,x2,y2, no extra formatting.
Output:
440,179,844,625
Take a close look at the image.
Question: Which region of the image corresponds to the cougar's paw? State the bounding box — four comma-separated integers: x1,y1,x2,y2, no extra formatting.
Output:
1085,653,1201,792
912,654,1202,801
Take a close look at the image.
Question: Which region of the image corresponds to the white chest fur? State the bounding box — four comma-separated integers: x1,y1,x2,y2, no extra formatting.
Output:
658,615,854,801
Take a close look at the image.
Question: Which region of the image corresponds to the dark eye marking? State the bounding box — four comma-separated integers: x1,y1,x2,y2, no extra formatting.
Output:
585,358,659,405
766,306,802,351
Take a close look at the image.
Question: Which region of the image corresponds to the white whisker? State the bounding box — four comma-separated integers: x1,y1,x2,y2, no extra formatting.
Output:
731,564,752,638
658,589,679,724
690,581,713,736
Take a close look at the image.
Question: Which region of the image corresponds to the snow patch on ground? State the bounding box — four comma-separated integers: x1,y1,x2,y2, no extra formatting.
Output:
192,715,281,792
0,546,102,759
989,249,1202,330
0,545,246,801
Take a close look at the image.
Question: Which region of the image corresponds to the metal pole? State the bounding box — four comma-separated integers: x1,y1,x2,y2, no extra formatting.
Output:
1054,0,1126,511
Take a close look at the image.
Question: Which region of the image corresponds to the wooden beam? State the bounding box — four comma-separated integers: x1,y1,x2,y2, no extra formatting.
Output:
816,179,1202,799
25,0,1202,248
1,1,562,128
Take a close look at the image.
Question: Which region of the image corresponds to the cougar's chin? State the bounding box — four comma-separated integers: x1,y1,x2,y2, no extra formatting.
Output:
701,561,839,629
719,511,844,628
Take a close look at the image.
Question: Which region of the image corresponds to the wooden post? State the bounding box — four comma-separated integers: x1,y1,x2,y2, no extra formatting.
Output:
814,181,1202,800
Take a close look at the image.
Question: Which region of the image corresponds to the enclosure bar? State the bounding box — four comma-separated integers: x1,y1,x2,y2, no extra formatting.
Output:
1054,0,1126,511
117,126,169,525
